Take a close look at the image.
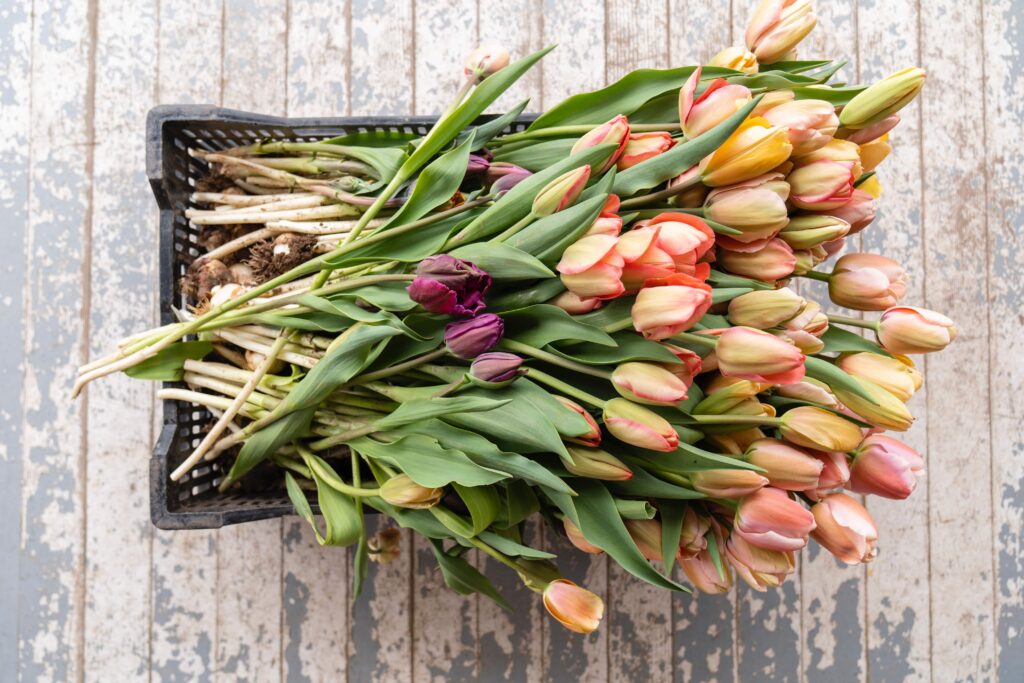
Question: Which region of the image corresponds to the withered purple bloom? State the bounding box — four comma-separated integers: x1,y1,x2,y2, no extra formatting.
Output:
407,254,491,316
445,314,504,359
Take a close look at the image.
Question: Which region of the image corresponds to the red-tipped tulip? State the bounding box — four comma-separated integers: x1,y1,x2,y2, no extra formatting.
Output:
727,287,807,329
704,173,791,244
717,238,797,281
612,362,692,405
763,99,839,155
837,352,922,401
726,533,796,591
734,487,816,551
690,469,769,498
564,518,604,554
543,579,605,634
877,306,957,354
810,493,878,565
533,166,591,217
631,273,713,340
602,398,680,452
716,326,806,385
745,0,817,64
557,234,626,300
829,253,908,311
745,438,824,491
848,434,925,499
563,446,633,481
788,159,856,211
571,114,631,173
617,132,674,170
679,69,753,139
555,395,602,448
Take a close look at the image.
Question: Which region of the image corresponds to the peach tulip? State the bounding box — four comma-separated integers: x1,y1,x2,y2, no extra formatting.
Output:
779,214,851,249
678,508,711,559
727,287,807,329
548,290,603,315
779,406,864,452
726,533,796,591
617,132,674,170
571,114,631,173
848,433,925,499
805,449,851,501
788,159,857,210
557,234,625,300
602,398,680,452
679,69,753,139
543,579,605,633
763,98,839,155
745,438,824,491
877,306,957,354
631,273,713,340
690,469,769,498
829,252,908,311
625,519,664,561
716,326,806,384
704,173,791,244
563,446,633,481
810,493,878,565
555,395,602,448
734,487,816,552
709,46,759,73
564,518,604,554
717,238,797,281
745,0,817,64
837,352,922,402
612,361,692,405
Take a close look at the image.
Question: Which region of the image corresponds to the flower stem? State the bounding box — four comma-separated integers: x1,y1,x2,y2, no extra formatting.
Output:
671,331,719,348
688,414,781,427
491,123,679,146
525,367,608,409
799,270,832,282
617,174,702,210
296,445,381,497
501,339,612,380
827,314,879,331
490,212,536,243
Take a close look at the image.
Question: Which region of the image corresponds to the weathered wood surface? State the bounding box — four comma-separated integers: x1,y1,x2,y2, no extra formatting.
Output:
1,0,1021,680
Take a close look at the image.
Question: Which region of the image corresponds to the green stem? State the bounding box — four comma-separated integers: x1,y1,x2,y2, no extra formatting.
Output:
689,414,781,427
525,367,608,409
501,339,612,380
490,212,536,243
309,422,379,451
296,445,381,497
827,314,879,331
492,122,679,146
349,348,447,385
671,331,719,348
617,174,702,210
799,270,832,283
601,318,634,334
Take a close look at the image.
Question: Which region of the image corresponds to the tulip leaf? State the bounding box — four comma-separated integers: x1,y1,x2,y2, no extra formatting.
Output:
453,483,501,536
792,85,867,105
628,91,681,124
228,408,316,484
612,95,762,196
373,396,511,431
658,502,687,577
819,325,893,357
337,282,418,311
505,194,608,261
711,287,754,304
349,434,509,488
284,469,363,547
382,133,475,230
763,59,835,74
705,527,727,581
614,498,657,519
124,341,213,381
352,535,369,599
548,332,680,365
456,99,531,151
804,355,879,404
503,304,616,348
448,242,555,280
494,480,541,529
478,530,554,559
610,464,705,500
853,170,876,188
492,138,575,170
489,278,567,311
329,209,480,265
429,539,512,611
707,268,775,290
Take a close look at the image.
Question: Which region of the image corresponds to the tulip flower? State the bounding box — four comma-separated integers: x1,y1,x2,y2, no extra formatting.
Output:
679,69,754,139
380,475,443,509
690,468,769,498
407,254,491,316
631,273,713,340
848,433,925,499
805,449,851,500
470,352,524,383
543,579,604,634
678,508,710,559
726,533,796,591
810,493,878,564
466,153,490,176
745,438,824,490
734,487,816,551
444,314,504,359
583,213,624,238
696,376,770,415
703,173,790,244
602,398,680,452
877,306,957,354
564,518,603,554
700,117,793,187
635,213,716,275
745,0,817,64
751,89,796,117
812,188,876,233
717,238,797,281
557,234,626,300
612,361,692,405
834,377,914,431
553,395,603,448
490,168,532,194
533,166,591,217
839,67,926,129
763,99,840,155
858,134,892,172
625,519,663,561
779,406,864,452
775,378,838,407
563,446,633,481
709,46,759,73
727,287,807,329
842,113,900,145
682,544,733,594
661,343,704,385
463,45,510,82
829,252,908,311
549,289,603,315
716,326,806,384
615,227,677,290
795,138,863,177
779,214,850,250
368,527,403,564
837,352,922,402
617,132,674,170
571,115,631,173
788,160,856,211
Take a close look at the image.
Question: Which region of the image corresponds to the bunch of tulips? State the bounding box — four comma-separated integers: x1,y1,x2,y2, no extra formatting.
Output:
76,0,952,635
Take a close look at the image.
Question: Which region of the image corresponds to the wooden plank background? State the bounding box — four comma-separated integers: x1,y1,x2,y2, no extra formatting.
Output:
0,0,1021,680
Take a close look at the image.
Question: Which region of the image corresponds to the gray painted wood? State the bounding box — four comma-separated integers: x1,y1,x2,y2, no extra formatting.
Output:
1,0,1021,680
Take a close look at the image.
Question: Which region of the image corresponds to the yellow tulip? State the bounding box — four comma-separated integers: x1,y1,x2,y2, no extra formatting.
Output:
700,117,793,187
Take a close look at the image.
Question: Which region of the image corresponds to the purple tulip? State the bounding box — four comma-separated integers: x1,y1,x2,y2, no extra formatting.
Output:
491,170,533,194
407,255,491,316
470,352,523,382
467,153,491,175
445,314,504,359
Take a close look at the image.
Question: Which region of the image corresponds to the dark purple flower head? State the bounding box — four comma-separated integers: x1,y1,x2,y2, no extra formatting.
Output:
467,154,491,175
470,352,523,383
407,255,491,316
445,314,504,359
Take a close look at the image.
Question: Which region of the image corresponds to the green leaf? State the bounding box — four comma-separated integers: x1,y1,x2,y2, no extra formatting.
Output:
429,540,512,611
255,310,352,333
478,530,555,559
853,170,876,188
322,130,420,148
230,408,316,483
804,355,878,404
448,242,555,280
338,282,418,311
505,194,608,261
792,85,867,105
706,268,775,290
373,396,511,431
614,498,656,519
610,463,705,500
328,211,478,265
494,480,541,529
350,434,510,487
711,287,754,304
612,95,762,196
819,325,892,357
548,332,680,365
489,278,566,311
457,100,530,151
353,536,369,599
659,502,686,577
627,90,680,124
492,138,575,170
762,59,835,74
382,133,475,229
705,527,727,582
124,341,212,381
503,304,615,348
310,458,364,546
453,483,501,536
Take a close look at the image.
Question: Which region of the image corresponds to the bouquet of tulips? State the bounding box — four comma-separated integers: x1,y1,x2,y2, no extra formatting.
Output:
76,0,952,635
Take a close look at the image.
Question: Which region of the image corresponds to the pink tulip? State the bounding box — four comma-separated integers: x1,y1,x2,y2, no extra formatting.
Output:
564,518,603,554
690,469,769,498
745,438,824,491
805,450,851,501
615,227,677,291
612,361,692,405
617,132,674,170
734,486,816,551
745,0,817,64
678,508,710,560
775,379,838,408
625,519,663,561
762,99,839,155
877,306,957,354
704,173,791,244
682,547,733,594
679,69,754,139
848,434,925,499
543,579,605,634
788,159,856,210
726,533,796,591
602,398,680,452
843,113,900,145
548,290,603,315
463,45,510,81
557,234,625,300
716,326,806,384
571,114,631,173
555,395,602,448
829,252,908,311
717,238,797,281
810,493,878,565
533,166,591,217
631,273,713,340
660,344,703,393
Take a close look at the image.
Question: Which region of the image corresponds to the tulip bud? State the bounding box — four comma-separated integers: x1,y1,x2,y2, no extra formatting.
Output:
751,89,796,117
548,289,603,315
812,188,876,234
837,352,921,402
779,406,864,452
466,153,491,176
469,352,524,384
840,67,926,130
727,287,807,329
678,508,711,559
810,493,878,564
682,540,734,593
787,159,856,211
775,378,838,407
407,254,491,316
612,361,691,405
704,173,790,244
564,518,603,554
631,213,716,276
543,579,604,634
583,213,624,238
380,474,443,509
690,469,769,498
562,446,633,481
834,377,914,431
617,132,674,170
491,169,532,194
602,398,680,452
805,449,851,501
709,46,759,73
877,306,957,354
848,433,925,499
858,135,892,172
779,214,850,250
368,527,403,564
701,118,793,186
557,233,626,301
734,486,816,551
662,343,704,382
745,0,817,64
631,273,713,340
615,227,676,290
745,438,824,490
717,238,797,282
841,113,900,145
555,396,602,448
763,99,840,155
571,115,631,173
624,519,663,561
695,376,769,415
716,326,806,385
726,533,796,591
464,45,511,82
444,313,504,359
533,166,591,217
795,137,863,175
679,69,754,139
829,252,908,311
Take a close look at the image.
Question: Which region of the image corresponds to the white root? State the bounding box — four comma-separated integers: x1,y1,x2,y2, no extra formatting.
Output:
188,202,358,225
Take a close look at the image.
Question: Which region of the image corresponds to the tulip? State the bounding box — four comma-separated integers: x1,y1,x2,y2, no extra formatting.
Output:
745,438,824,490
612,361,691,405
788,160,856,211
635,213,717,276
745,0,817,64
696,376,769,415
678,508,710,559
691,469,769,498
805,449,851,500
563,446,633,481
704,173,790,243
490,168,532,194
751,89,796,117
779,214,850,250
470,352,524,383
726,534,796,591
717,238,797,281
368,527,403,563
763,99,840,155
840,67,926,129
842,113,900,145
486,161,529,183
877,306,957,354
709,46,759,73
617,132,674,170
701,117,793,187
727,287,807,329
734,487,816,551
557,234,626,300
834,377,914,431
829,252,908,311
380,475,443,509
624,519,663,561
583,213,624,238
716,326,806,384
564,518,603,554
679,69,753,139
555,396,603,448
779,406,864,452
533,166,591,217
810,493,878,564
848,433,925,499
775,378,838,407
661,343,704,385
571,114,632,173
837,352,921,402
463,45,510,82
407,254,491,316
444,313,503,359
602,398,680,452
631,273,713,340
682,545,733,593
858,134,891,172
795,138,863,177
543,579,604,634
466,153,490,176
615,227,677,291
549,289,603,315
812,188,876,234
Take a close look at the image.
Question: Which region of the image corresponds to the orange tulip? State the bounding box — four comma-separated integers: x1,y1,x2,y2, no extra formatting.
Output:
679,68,753,139
617,132,674,170
810,493,878,565
555,395,602,448
543,579,605,634
877,306,957,354
557,234,625,300
631,273,713,340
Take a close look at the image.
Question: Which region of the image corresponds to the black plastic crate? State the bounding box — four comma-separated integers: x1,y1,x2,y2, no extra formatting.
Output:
148,104,535,529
